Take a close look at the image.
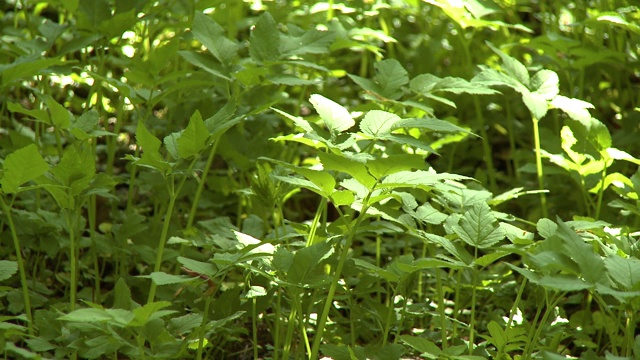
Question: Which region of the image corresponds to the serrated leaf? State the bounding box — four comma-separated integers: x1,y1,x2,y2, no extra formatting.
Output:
522,91,549,119
400,335,441,355
1,144,49,194
550,95,594,125
129,301,175,327
530,69,559,99
177,110,209,158
59,308,112,322
309,94,355,134
538,274,592,291
50,143,95,197
135,122,172,173
380,170,472,190
366,154,425,179
192,12,238,64
280,29,335,57
249,12,280,62
178,51,231,80
0,260,18,282
371,59,409,100
604,255,640,290
392,117,475,135
486,42,530,85
556,219,606,284
145,272,193,285
452,202,506,249
177,256,217,277
317,151,376,188
45,96,71,129
113,278,132,310
288,241,334,285
410,74,497,95
537,218,557,238
360,110,402,138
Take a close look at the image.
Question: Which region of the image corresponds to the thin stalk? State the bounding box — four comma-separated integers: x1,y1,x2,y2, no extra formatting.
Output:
273,289,282,360
0,197,34,335
196,292,213,360
65,209,78,311
435,269,447,349
252,297,258,360
532,116,549,218
88,195,101,303
186,140,220,229
381,287,398,347
310,189,376,360
146,184,176,303
468,250,479,355
306,198,327,247
282,297,298,360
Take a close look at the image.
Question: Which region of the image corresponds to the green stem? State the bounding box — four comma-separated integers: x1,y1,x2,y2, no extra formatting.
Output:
310,190,375,360
65,209,78,311
186,140,220,230
436,269,447,350
196,293,213,360
532,116,549,218
0,197,34,335
252,297,258,360
147,185,176,303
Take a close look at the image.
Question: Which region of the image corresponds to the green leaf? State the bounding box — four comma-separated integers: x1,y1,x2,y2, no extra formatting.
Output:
145,272,193,285
537,218,557,238
249,12,280,62
556,219,606,284
352,259,399,282
280,28,336,57
59,308,112,322
410,74,498,96
530,69,559,99
176,110,209,158
50,143,95,197
359,110,402,138
317,151,376,188
392,117,475,135
177,256,217,278
113,278,132,310
380,170,472,190
178,51,232,80
604,255,640,290
45,96,71,129
192,12,238,64
331,190,355,206
0,260,18,282
486,42,530,85
7,102,49,123
366,154,425,179
452,202,506,249
400,335,441,356
1,144,49,194
538,274,592,291
134,122,172,173
309,94,355,134
129,301,175,327
550,95,594,125
287,241,334,285
246,286,267,298
0,56,67,86
349,59,408,100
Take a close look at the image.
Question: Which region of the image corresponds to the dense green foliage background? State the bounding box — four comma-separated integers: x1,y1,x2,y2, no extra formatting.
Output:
1,0,640,359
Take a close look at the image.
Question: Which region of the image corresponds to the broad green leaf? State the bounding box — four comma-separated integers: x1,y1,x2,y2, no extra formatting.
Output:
360,110,402,138
530,70,559,100
113,278,132,310
400,335,441,355
452,202,506,249
309,94,355,134
249,12,280,62
366,154,425,179
411,202,448,225
521,91,549,119
7,102,49,123
538,274,592,291
288,241,334,285
59,308,112,322
352,259,399,282
45,96,71,129
192,12,238,64
0,56,67,86
410,74,498,96
317,151,376,188
331,189,355,206
550,95,594,125
380,170,472,190
0,260,18,282
134,122,172,173
486,321,507,349
392,117,475,135
146,272,193,285
486,42,530,85
280,28,336,57
537,218,557,238
1,144,49,194
604,255,640,290
178,51,232,80
129,301,175,327
349,59,408,100
50,143,95,197
556,219,606,284
177,110,209,158
596,14,640,36
177,256,217,278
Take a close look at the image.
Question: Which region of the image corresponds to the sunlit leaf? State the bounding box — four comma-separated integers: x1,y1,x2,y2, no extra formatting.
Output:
0,144,49,194
309,94,355,134
452,202,506,249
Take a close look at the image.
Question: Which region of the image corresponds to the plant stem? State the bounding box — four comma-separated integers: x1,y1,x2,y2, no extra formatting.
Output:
532,116,549,218
0,196,34,335
65,209,78,311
